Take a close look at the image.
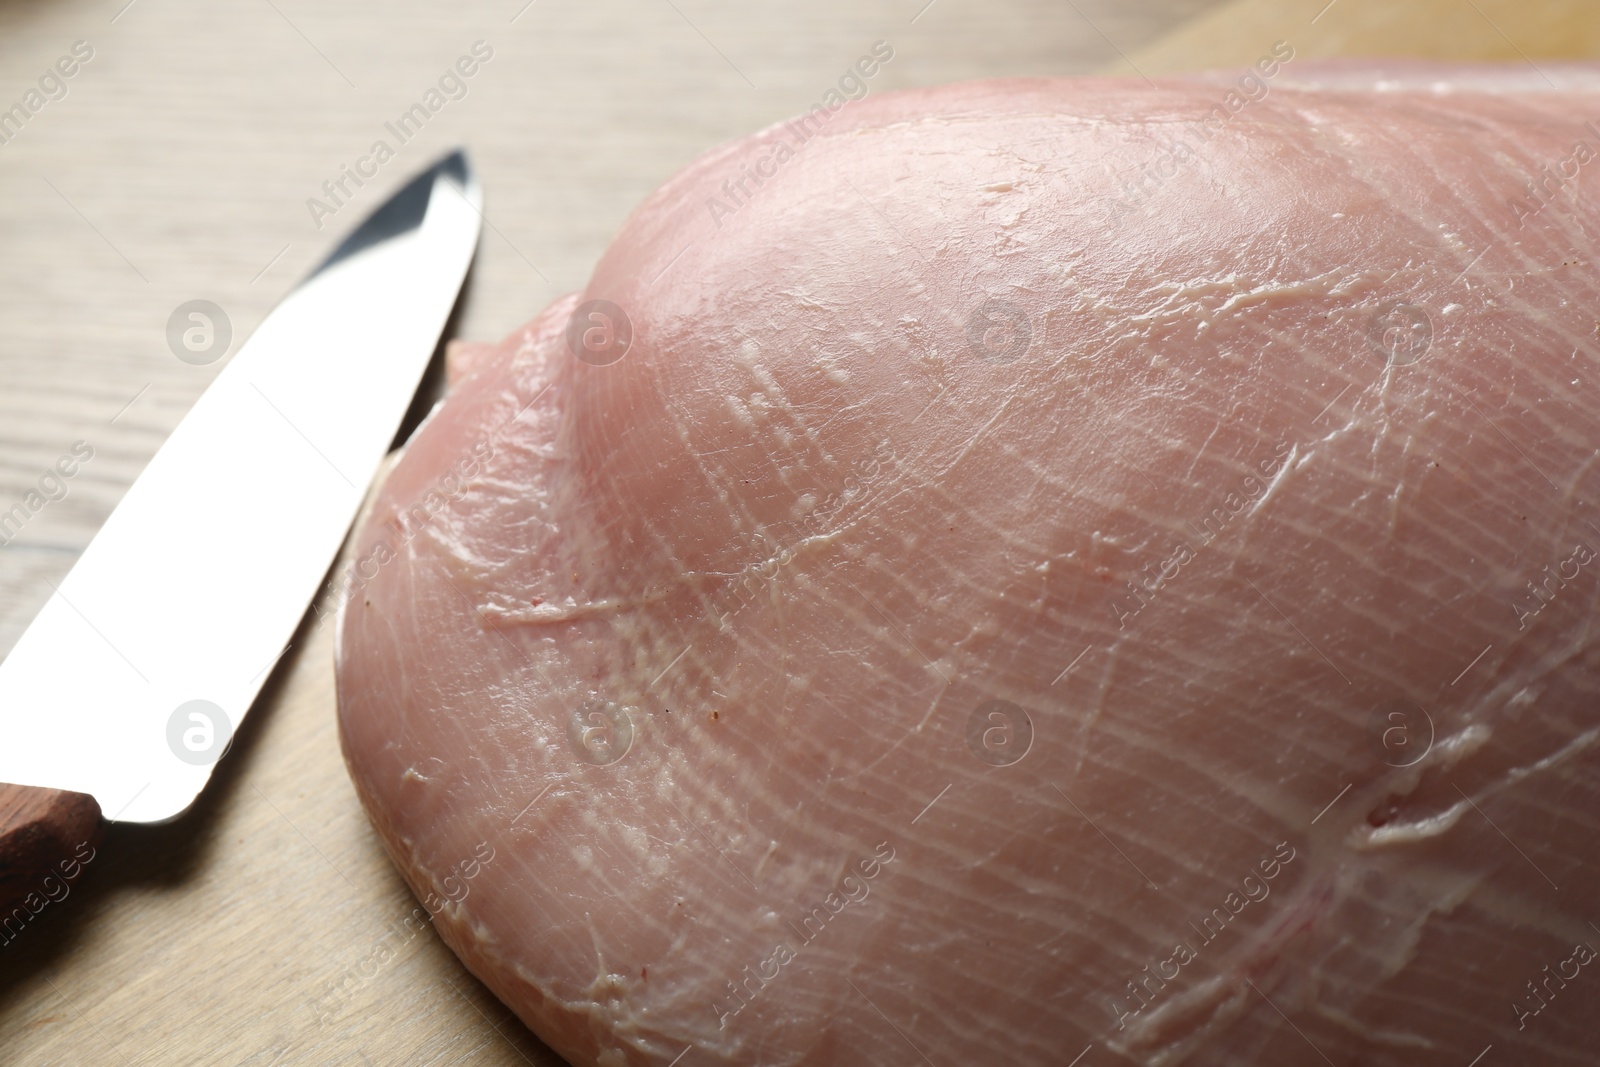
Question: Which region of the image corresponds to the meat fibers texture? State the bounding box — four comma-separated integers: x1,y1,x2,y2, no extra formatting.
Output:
336,63,1600,1066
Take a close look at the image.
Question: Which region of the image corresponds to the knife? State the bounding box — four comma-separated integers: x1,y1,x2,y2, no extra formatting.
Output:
0,151,482,915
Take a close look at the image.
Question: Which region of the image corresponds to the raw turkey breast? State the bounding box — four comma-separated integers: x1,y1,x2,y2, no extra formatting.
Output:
336,62,1600,1067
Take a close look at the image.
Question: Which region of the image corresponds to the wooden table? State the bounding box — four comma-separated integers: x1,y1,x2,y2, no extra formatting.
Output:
0,0,1592,1063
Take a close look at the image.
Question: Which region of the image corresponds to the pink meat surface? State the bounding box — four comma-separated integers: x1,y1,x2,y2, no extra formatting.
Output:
336,63,1600,1066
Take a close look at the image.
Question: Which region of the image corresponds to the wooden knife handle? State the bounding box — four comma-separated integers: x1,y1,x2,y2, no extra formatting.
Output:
0,783,103,918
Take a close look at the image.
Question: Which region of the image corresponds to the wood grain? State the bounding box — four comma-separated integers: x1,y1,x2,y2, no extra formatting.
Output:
1127,0,1600,73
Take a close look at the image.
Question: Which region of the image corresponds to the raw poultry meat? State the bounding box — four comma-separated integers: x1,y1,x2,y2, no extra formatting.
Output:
336,62,1600,1065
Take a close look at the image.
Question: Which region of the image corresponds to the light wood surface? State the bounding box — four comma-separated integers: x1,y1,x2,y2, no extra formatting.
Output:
1128,0,1600,73
1,1,1596,1064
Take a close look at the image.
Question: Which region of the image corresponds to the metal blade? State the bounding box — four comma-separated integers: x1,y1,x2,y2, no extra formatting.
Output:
0,150,482,824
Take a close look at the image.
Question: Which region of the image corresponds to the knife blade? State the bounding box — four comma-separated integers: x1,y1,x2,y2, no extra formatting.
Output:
0,151,481,905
